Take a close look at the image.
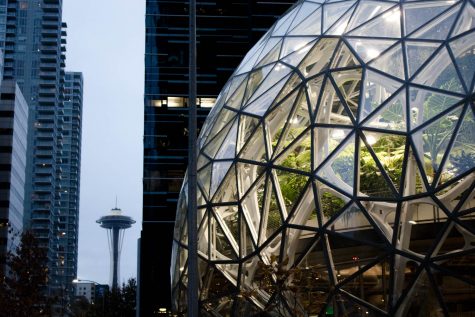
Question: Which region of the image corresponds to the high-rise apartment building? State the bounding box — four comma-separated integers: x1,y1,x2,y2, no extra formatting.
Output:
140,1,293,314
57,71,83,296
0,80,28,256
0,0,82,302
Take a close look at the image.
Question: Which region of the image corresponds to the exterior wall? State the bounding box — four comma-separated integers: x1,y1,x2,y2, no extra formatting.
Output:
140,0,294,314
0,80,27,256
2,0,80,302
58,71,83,298
75,281,95,303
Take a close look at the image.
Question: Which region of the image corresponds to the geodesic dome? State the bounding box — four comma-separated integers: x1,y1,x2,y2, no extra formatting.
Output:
171,0,475,315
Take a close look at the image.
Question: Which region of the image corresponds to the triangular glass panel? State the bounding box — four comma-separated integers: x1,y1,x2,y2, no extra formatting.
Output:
265,89,300,157
315,78,354,126
255,38,283,68
274,129,312,172
327,293,380,316
210,214,238,260
241,214,257,257
288,7,322,36
243,64,275,103
348,7,401,38
346,38,397,63
327,203,388,246
240,174,266,237
326,232,388,289
299,38,339,78
264,185,283,241
346,1,397,32
439,107,475,184
360,69,403,122
205,108,238,146
197,153,210,171
368,43,405,79
401,269,446,316
246,63,292,105
409,86,463,130
306,75,324,116
244,74,291,116
340,256,391,312
272,73,302,106
237,115,260,153
236,161,265,202
316,182,351,224
238,124,267,163
413,47,464,93
322,1,355,33
330,41,360,68
405,41,440,78
259,226,283,257
212,165,238,204
449,30,475,89
283,228,318,266
197,186,207,207
359,135,397,198
272,5,299,36
436,180,474,212
326,3,356,35
275,168,310,215
210,160,233,197
410,4,460,40
365,132,407,193
235,39,268,75
225,73,248,108
198,163,212,198
213,205,240,252
412,106,463,185
428,263,475,315
316,133,355,195
215,119,238,160
273,90,311,156
403,1,453,35
203,265,238,299
451,1,475,37
331,69,363,119
203,117,235,159
288,1,322,32
280,37,317,59
280,38,316,67
239,255,263,291
291,240,331,315
402,148,431,196
288,183,319,228
390,255,422,301
314,127,353,168
197,210,209,256
363,90,407,132
432,222,467,257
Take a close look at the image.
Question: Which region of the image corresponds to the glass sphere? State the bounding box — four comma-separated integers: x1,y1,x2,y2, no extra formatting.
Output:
172,0,475,315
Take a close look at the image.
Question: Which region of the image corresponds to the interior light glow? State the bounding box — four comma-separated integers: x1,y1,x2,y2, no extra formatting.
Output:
408,220,417,225
382,9,400,23
331,129,345,139
366,48,380,59
366,135,377,145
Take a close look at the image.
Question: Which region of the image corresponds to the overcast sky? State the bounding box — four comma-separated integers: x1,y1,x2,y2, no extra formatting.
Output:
63,0,145,285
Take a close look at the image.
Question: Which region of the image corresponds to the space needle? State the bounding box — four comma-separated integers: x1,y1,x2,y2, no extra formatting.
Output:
96,205,135,289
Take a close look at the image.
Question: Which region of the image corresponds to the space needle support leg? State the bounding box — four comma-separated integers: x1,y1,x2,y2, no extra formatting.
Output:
187,0,198,316
112,228,120,290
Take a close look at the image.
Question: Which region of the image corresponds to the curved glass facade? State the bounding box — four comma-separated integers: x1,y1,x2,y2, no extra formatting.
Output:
172,0,475,315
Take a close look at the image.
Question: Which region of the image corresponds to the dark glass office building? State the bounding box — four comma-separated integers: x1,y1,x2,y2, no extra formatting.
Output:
140,1,293,314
